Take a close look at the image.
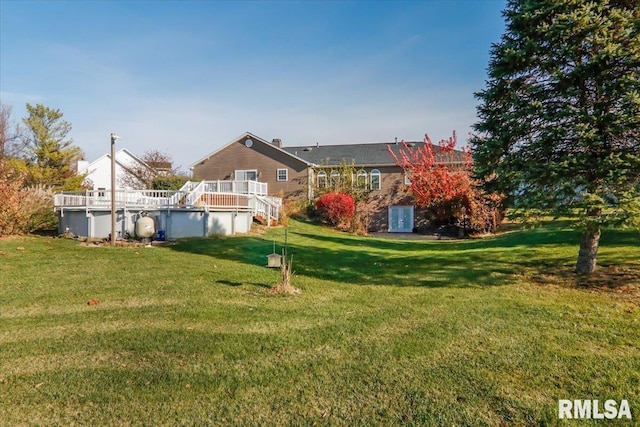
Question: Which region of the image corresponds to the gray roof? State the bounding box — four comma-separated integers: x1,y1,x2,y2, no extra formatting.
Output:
281,141,466,167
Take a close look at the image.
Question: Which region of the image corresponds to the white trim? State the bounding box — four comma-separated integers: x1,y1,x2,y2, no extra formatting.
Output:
79,148,155,191
317,170,327,188
404,172,411,185
79,148,151,174
356,169,367,188
190,132,312,168
370,169,381,190
388,205,414,233
277,168,288,182
234,169,258,181
330,170,340,185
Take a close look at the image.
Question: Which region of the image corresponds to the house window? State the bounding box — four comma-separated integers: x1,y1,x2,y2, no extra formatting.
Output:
277,168,288,182
370,169,381,190
330,170,340,186
404,171,411,185
356,169,368,188
317,171,327,188
235,169,258,181
97,187,106,198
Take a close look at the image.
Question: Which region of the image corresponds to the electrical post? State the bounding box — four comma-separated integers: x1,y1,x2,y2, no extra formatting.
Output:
110,133,120,245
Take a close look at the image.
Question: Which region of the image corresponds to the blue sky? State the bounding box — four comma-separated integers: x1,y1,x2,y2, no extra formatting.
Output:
0,0,506,171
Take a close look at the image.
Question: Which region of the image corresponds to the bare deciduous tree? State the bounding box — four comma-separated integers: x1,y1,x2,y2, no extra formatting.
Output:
120,149,187,190
0,104,24,159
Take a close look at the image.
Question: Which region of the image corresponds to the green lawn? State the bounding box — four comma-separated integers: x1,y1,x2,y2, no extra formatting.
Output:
1,220,639,426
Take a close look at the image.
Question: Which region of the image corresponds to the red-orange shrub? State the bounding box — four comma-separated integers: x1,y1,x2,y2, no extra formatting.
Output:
315,192,355,228
0,159,57,236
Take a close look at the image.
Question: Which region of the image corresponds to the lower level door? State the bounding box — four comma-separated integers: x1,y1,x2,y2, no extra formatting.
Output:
388,205,414,232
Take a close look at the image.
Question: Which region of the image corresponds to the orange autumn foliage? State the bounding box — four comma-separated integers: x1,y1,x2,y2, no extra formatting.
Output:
388,132,504,233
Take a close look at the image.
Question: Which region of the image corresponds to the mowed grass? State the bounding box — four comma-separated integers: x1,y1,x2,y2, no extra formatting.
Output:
1,220,639,426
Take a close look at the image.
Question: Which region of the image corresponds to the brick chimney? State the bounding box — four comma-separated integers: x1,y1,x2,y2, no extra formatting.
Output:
272,138,282,148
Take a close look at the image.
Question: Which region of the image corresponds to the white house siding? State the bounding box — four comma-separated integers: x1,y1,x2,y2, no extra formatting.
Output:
78,149,149,191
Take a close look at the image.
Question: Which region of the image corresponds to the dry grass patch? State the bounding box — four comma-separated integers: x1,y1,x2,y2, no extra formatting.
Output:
531,265,640,297
270,255,301,295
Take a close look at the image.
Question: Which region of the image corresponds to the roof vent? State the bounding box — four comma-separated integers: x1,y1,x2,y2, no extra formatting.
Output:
303,147,312,152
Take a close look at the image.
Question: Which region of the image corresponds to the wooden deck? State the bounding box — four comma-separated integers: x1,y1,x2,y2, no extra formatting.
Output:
54,180,281,225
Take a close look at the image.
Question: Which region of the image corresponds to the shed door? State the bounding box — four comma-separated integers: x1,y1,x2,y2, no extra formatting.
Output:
389,206,414,232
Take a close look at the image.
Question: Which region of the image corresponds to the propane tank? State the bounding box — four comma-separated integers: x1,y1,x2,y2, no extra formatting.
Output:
135,212,155,239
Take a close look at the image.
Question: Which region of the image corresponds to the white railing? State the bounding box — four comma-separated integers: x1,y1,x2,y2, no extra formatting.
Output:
177,180,199,192
54,180,279,225
167,180,198,205
199,180,267,196
254,195,282,225
54,190,176,209
184,180,206,206
194,193,252,211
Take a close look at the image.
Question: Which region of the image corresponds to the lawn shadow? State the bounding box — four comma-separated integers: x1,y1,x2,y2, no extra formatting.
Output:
530,265,640,293
168,234,529,289
216,279,271,289
293,227,582,251
216,280,243,287
167,223,638,289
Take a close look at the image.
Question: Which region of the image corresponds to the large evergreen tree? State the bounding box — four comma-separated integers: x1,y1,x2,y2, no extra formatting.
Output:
21,103,85,190
472,0,640,274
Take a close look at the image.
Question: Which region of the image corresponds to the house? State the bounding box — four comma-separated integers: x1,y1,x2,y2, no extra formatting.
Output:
76,148,154,191
190,132,466,232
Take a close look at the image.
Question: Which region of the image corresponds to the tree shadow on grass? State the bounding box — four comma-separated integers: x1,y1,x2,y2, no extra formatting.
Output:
293,224,639,251
167,224,638,289
530,265,640,293
170,236,554,289
293,228,577,251
216,280,271,289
